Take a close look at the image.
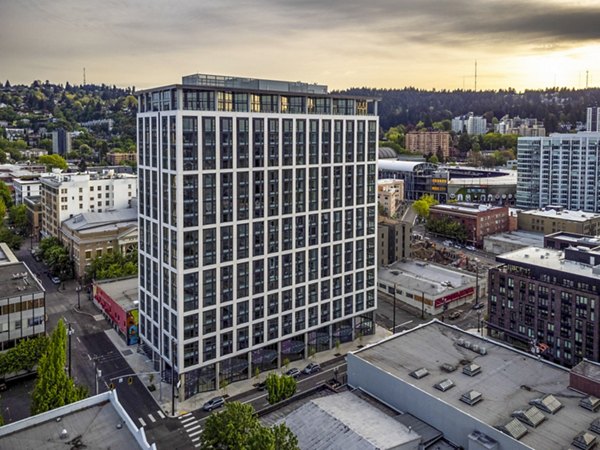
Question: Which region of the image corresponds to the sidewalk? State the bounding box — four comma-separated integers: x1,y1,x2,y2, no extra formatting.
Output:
104,325,392,417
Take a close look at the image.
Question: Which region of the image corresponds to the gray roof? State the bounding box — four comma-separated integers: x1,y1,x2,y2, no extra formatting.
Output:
379,260,475,297
379,147,399,159
282,391,421,450
0,392,155,449
520,208,600,222
96,277,138,310
496,246,600,281
0,261,44,299
378,159,437,173
62,208,137,232
485,231,544,247
353,320,598,450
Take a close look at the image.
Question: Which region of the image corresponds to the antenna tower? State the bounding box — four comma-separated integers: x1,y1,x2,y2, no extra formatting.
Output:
474,60,478,92
83,67,86,86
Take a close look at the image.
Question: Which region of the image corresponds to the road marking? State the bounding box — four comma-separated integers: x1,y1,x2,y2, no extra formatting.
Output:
187,425,201,432
157,410,165,419
194,444,201,448
138,417,146,427
76,337,81,343
192,437,201,442
179,413,193,420
189,429,203,437
148,413,156,423
182,416,196,424
184,420,199,428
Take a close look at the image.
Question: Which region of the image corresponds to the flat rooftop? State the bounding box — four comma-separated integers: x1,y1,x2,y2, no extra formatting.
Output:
521,209,600,222
431,203,506,215
0,392,154,449
485,230,544,247
448,171,517,186
379,260,475,297
96,277,138,310
497,246,600,281
354,320,598,450
0,261,44,298
546,231,600,247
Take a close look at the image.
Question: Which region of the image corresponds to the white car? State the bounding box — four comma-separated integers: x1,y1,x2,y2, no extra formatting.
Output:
465,245,476,251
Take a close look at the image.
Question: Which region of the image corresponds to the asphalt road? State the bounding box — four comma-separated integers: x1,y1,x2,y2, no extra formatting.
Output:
143,360,347,450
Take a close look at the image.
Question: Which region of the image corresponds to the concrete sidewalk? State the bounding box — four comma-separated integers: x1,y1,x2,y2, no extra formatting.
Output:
104,325,392,417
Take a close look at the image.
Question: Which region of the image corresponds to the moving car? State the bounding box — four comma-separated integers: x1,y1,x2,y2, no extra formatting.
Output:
285,368,301,378
50,275,61,285
303,362,321,374
472,303,485,310
465,245,476,251
203,396,225,412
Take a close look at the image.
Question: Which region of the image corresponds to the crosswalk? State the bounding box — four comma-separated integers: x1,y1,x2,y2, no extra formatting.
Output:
137,409,166,427
179,413,203,448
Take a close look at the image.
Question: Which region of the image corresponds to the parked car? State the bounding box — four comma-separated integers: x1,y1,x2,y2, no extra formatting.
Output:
472,303,485,310
303,362,321,374
449,310,462,320
256,381,266,391
202,396,225,412
465,245,476,251
50,275,61,285
285,368,301,378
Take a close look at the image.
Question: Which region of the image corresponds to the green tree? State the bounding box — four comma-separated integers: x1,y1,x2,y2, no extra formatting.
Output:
86,248,138,282
31,320,88,414
412,194,439,219
428,154,439,164
8,204,29,235
200,402,299,450
38,154,68,170
0,225,22,250
39,138,53,152
0,198,5,220
265,373,297,404
0,181,12,209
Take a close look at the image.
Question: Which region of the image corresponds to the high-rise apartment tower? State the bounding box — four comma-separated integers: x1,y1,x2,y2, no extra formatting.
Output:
136,74,379,399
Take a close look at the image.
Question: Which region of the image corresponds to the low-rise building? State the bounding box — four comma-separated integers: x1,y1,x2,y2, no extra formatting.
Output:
488,245,600,367
544,231,600,250
106,152,137,166
429,202,510,247
377,179,404,217
518,207,600,235
378,160,448,203
60,208,138,279
378,260,477,316
12,174,44,204
405,130,451,159
0,391,155,449
483,230,544,254
93,277,139,345
40,170,137,239
348,320,600,450
378,209,413,266
0,243,45,351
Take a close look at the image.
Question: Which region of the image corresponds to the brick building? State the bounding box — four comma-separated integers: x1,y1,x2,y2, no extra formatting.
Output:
429,203,509,247
405,130,451,160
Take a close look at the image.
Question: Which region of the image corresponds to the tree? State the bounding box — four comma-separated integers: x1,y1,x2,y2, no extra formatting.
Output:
85,248,138,282
428,155,439,164
38,154,68,171
0,181,12,209
31,320,88,414
8,204,29,235
200,402,299,450
265,373,296,404
412,194,439,219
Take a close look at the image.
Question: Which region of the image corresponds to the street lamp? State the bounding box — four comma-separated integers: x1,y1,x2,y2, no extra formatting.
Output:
76,285,82,310
171,338,176,416
67,323,74,378
392,283,397,333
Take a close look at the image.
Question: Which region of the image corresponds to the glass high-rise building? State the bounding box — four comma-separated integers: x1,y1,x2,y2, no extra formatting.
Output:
136,74,379,399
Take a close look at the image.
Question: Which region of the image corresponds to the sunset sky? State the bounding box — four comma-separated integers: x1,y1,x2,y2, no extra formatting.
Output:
2,0,600,91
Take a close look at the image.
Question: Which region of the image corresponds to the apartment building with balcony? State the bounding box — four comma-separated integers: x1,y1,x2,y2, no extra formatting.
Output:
516,132,600,212
136,73,379,399
40,171,137,239
487,246,600,368
405,130,451,159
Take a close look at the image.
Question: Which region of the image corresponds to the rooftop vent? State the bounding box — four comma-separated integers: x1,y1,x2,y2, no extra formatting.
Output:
511,406,546,428
463,363,482,377
580,396,600,412
434,379,455,392
409,368,429,379
441,363,456,373
529,394,563,414
572,431,597,450
496,418,528,441
460,390,482,406
589,418,600,434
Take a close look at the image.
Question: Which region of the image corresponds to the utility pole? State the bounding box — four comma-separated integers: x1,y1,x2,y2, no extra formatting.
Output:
421,290,425,319
83,67,86,86
474,60,478,92
94,359,102,395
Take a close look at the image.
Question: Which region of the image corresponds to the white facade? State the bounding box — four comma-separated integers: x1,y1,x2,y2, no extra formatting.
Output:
13,177,42,204
587,107,600,132
516,132,600,212
452,112,487,135
137,75,379,399
40,171,137,238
